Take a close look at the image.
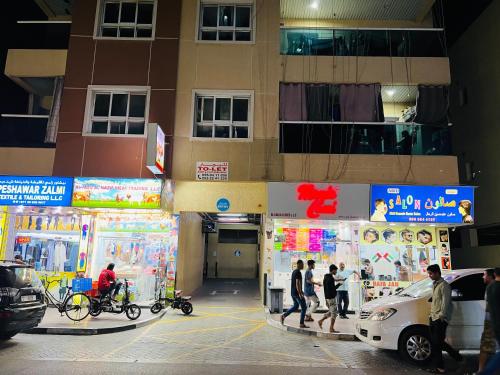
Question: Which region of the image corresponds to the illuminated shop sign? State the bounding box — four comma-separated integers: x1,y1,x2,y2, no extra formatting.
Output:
0,176,73,206
72,178,162,209
370,185,475,224
146,123,165,175
268,183,370,220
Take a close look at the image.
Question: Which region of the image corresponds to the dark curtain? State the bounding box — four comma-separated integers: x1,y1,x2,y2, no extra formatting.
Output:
414,85,449,126
339,83,384,122
279,83,307,121
306,84,331,121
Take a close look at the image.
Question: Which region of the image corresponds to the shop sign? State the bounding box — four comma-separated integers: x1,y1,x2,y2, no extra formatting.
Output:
16,236,31,244
146,123,165,175
196,162,229,181
216,198,230,212
370,185,475,224
0,176,73,207
267,183,370,220
77,216,91,273
72,178,162,209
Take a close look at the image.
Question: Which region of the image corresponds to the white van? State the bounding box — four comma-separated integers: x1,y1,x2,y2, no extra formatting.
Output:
355,269,486,365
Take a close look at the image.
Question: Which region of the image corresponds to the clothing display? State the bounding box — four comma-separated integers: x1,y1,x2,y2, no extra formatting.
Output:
54,241,67,272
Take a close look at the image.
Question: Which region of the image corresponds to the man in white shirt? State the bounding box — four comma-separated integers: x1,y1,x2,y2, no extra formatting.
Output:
336,262,360,319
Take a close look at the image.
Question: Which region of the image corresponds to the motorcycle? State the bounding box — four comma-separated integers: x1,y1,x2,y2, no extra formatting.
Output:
150,289,193,315
90,279,141,320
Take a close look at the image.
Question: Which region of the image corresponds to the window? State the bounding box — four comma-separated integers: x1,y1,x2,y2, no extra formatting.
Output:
218,229,258,244
199,3,253,42
193,91,252,140
96,0,156,39
85,87,149,136
450,274,486,301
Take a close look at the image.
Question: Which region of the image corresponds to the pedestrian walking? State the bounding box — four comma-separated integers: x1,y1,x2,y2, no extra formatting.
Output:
304,259,321,322
426,264,463,374
336,262,360,319
318,264,342,333
281,260,309,328
480,267,500,375
477,269,496,373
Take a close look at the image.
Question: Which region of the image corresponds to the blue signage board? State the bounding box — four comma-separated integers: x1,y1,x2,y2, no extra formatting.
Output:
370,185,475,224
0,176,73,207
216,198,230,212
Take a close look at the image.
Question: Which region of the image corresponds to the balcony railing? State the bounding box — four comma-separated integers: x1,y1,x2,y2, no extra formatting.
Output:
0,115,54,148
279,121,451,156
280,28,447,57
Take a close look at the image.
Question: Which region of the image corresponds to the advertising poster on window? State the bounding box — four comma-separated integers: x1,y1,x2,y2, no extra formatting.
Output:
437,227,451,271
359,225,438,302
370,185,475,224
0,176,73,207
274,226,337,253
72,178,162,209
196,162,229,181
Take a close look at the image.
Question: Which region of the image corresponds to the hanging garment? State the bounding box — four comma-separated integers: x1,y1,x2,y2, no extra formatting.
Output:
339,83,385,122
54,242,67,272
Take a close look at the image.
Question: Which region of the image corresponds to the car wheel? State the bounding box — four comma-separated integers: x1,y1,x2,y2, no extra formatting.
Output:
398,327,432,365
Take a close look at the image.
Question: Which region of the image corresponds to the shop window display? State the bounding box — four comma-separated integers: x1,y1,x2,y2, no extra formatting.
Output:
271,220,361,311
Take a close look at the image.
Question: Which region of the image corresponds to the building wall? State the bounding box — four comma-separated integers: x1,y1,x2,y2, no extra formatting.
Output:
172,0,455,184
450,0,500,227
0,148,55,175
52,0,181,178
176,212,204,294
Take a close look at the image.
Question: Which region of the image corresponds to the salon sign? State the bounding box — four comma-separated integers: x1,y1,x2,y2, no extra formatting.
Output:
370,185,475,224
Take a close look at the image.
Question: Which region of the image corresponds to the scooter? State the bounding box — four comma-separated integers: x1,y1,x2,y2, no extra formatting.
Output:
90,279,142,320
150,289,193,315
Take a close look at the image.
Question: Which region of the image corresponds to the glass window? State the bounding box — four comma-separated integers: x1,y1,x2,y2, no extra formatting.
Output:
193,93,251,139
450,274,486,301
98,0,155,39
88,89,148,136
199,4,253,42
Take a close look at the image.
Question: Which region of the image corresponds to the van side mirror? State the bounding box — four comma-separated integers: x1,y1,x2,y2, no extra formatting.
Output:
451,289,463,300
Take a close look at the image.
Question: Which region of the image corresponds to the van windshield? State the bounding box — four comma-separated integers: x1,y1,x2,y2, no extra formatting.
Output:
398,274,456,298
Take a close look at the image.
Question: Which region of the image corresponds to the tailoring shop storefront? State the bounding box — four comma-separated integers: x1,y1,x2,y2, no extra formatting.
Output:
0,175,178,303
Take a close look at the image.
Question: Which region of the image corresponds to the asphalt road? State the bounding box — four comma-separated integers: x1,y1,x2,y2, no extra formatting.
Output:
0,279,478,375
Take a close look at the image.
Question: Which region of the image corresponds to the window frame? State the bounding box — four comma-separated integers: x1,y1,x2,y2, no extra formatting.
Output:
83,85,151,138
196,0,256,44
191,89,254,142
93,0,158,41
449,273,486,302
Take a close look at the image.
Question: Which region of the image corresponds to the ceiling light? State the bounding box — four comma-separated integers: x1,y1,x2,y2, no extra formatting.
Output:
310,1,319,9
386,89,395,97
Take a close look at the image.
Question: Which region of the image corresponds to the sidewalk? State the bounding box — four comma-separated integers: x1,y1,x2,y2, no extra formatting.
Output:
25,305,166,335
267,311,358,341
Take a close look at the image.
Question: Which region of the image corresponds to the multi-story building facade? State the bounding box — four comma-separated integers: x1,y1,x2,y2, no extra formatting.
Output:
1,1,476,303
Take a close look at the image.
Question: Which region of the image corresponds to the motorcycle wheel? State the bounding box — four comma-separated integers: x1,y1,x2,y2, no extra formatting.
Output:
181,302,193,315
89,303,102,317
150,302,162,314
125,304,142,320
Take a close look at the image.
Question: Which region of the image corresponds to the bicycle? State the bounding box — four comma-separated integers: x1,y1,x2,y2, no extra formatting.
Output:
40,276,91,322
89,279,141,320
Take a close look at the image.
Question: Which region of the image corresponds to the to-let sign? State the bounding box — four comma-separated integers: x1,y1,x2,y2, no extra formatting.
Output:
196,162,229,181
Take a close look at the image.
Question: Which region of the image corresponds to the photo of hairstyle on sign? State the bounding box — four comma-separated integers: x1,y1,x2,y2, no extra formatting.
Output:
360,225,438,301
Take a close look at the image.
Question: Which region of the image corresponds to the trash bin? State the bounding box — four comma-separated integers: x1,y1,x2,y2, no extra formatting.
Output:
268,287,284,313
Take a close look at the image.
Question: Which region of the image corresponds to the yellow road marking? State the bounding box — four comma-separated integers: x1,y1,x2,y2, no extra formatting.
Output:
150,323,257,338
318,343,344,365
103,320,158,358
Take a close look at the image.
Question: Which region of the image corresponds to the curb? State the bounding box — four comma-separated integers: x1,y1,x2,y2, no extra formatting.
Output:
266,312,358,341
25,310,166,336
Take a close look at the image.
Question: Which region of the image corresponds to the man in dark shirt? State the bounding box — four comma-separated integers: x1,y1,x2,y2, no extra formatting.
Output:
281,260,308,328
481,267,500,375
318,264,343,333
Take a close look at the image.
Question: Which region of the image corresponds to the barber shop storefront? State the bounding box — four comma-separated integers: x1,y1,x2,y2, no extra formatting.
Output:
0,175,178,303
264,183,475,312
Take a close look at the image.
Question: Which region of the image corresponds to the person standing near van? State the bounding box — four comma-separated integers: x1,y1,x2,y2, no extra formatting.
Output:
480,267,500,375
304,259,321,322
318,264,342,333
336,262,360,319
281,260,309,328
426,264,463,374
478,269,496,373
